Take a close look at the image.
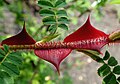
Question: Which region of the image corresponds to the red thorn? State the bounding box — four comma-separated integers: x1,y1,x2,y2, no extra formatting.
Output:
1,22,36,45
64,15,109,51
34,49,72,74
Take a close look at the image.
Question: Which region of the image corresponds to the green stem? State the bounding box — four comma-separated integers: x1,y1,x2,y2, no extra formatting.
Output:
0,51,11,64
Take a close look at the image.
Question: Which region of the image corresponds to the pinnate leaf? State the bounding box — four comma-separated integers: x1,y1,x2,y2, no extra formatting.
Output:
7,54,22,66
38,0,54,8
55,0,66,8
108,57,118,66
48,24,57,32
103,50,110,60
1,62,20,76
3,45,9,53
0,48,5,56
57,10,67,17
113,65,120,75
40,9,55,16
97,64,111,77
102,73,117,84
0,71,14,84
58,17,69,24
58,24,68,30
43,16,56,25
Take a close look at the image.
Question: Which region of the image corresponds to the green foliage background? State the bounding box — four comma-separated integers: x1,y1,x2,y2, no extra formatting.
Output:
0,0,120,84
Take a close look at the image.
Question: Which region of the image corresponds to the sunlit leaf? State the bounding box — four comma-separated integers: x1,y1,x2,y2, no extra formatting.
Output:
110,0,120,4
55,0,66,8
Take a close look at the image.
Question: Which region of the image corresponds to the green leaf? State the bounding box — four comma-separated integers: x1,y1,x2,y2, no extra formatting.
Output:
103,73,117,84
0,71,14,84
38,0,54,8
55,0,66,8
48,24,57,33
0,53,4,58
58,24,68,30
7,54,22,66
117,76,120,82
113,65,120,75
43,16,56,25
57,10,67,17
98,64,111,77
79,49,104,63
103,51,110,60
3,45,9,53
40,33,60,42
58,17,69,24
40,9,55,16
110,0,120,4
108,57,118,66
1,62,20,76
0,49,6,56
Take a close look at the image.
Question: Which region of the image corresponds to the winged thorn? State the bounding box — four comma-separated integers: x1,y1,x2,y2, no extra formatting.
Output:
1,22,36,45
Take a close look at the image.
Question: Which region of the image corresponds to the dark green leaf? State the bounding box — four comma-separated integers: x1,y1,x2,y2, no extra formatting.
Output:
7,54,22,66
55,0,66,8
43,16,56,25
3,45,9,53
0,54,4,58
0,71,14,84
1,62,20,76
113,65,120,75
117,76,120,82
38,1,54,8
79,49,104,63
40,9,55,16
103,73,117,84
98,64,111,77
103,51,110,60
0,49,5,56
57,10,67,17
58,17,69,24
108,57,118,66
58,24,68,30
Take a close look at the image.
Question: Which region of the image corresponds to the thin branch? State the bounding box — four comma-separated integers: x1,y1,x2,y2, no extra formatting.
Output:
0,51,11,64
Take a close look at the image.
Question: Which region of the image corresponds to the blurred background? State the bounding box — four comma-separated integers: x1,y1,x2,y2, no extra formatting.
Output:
0,0,120,84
